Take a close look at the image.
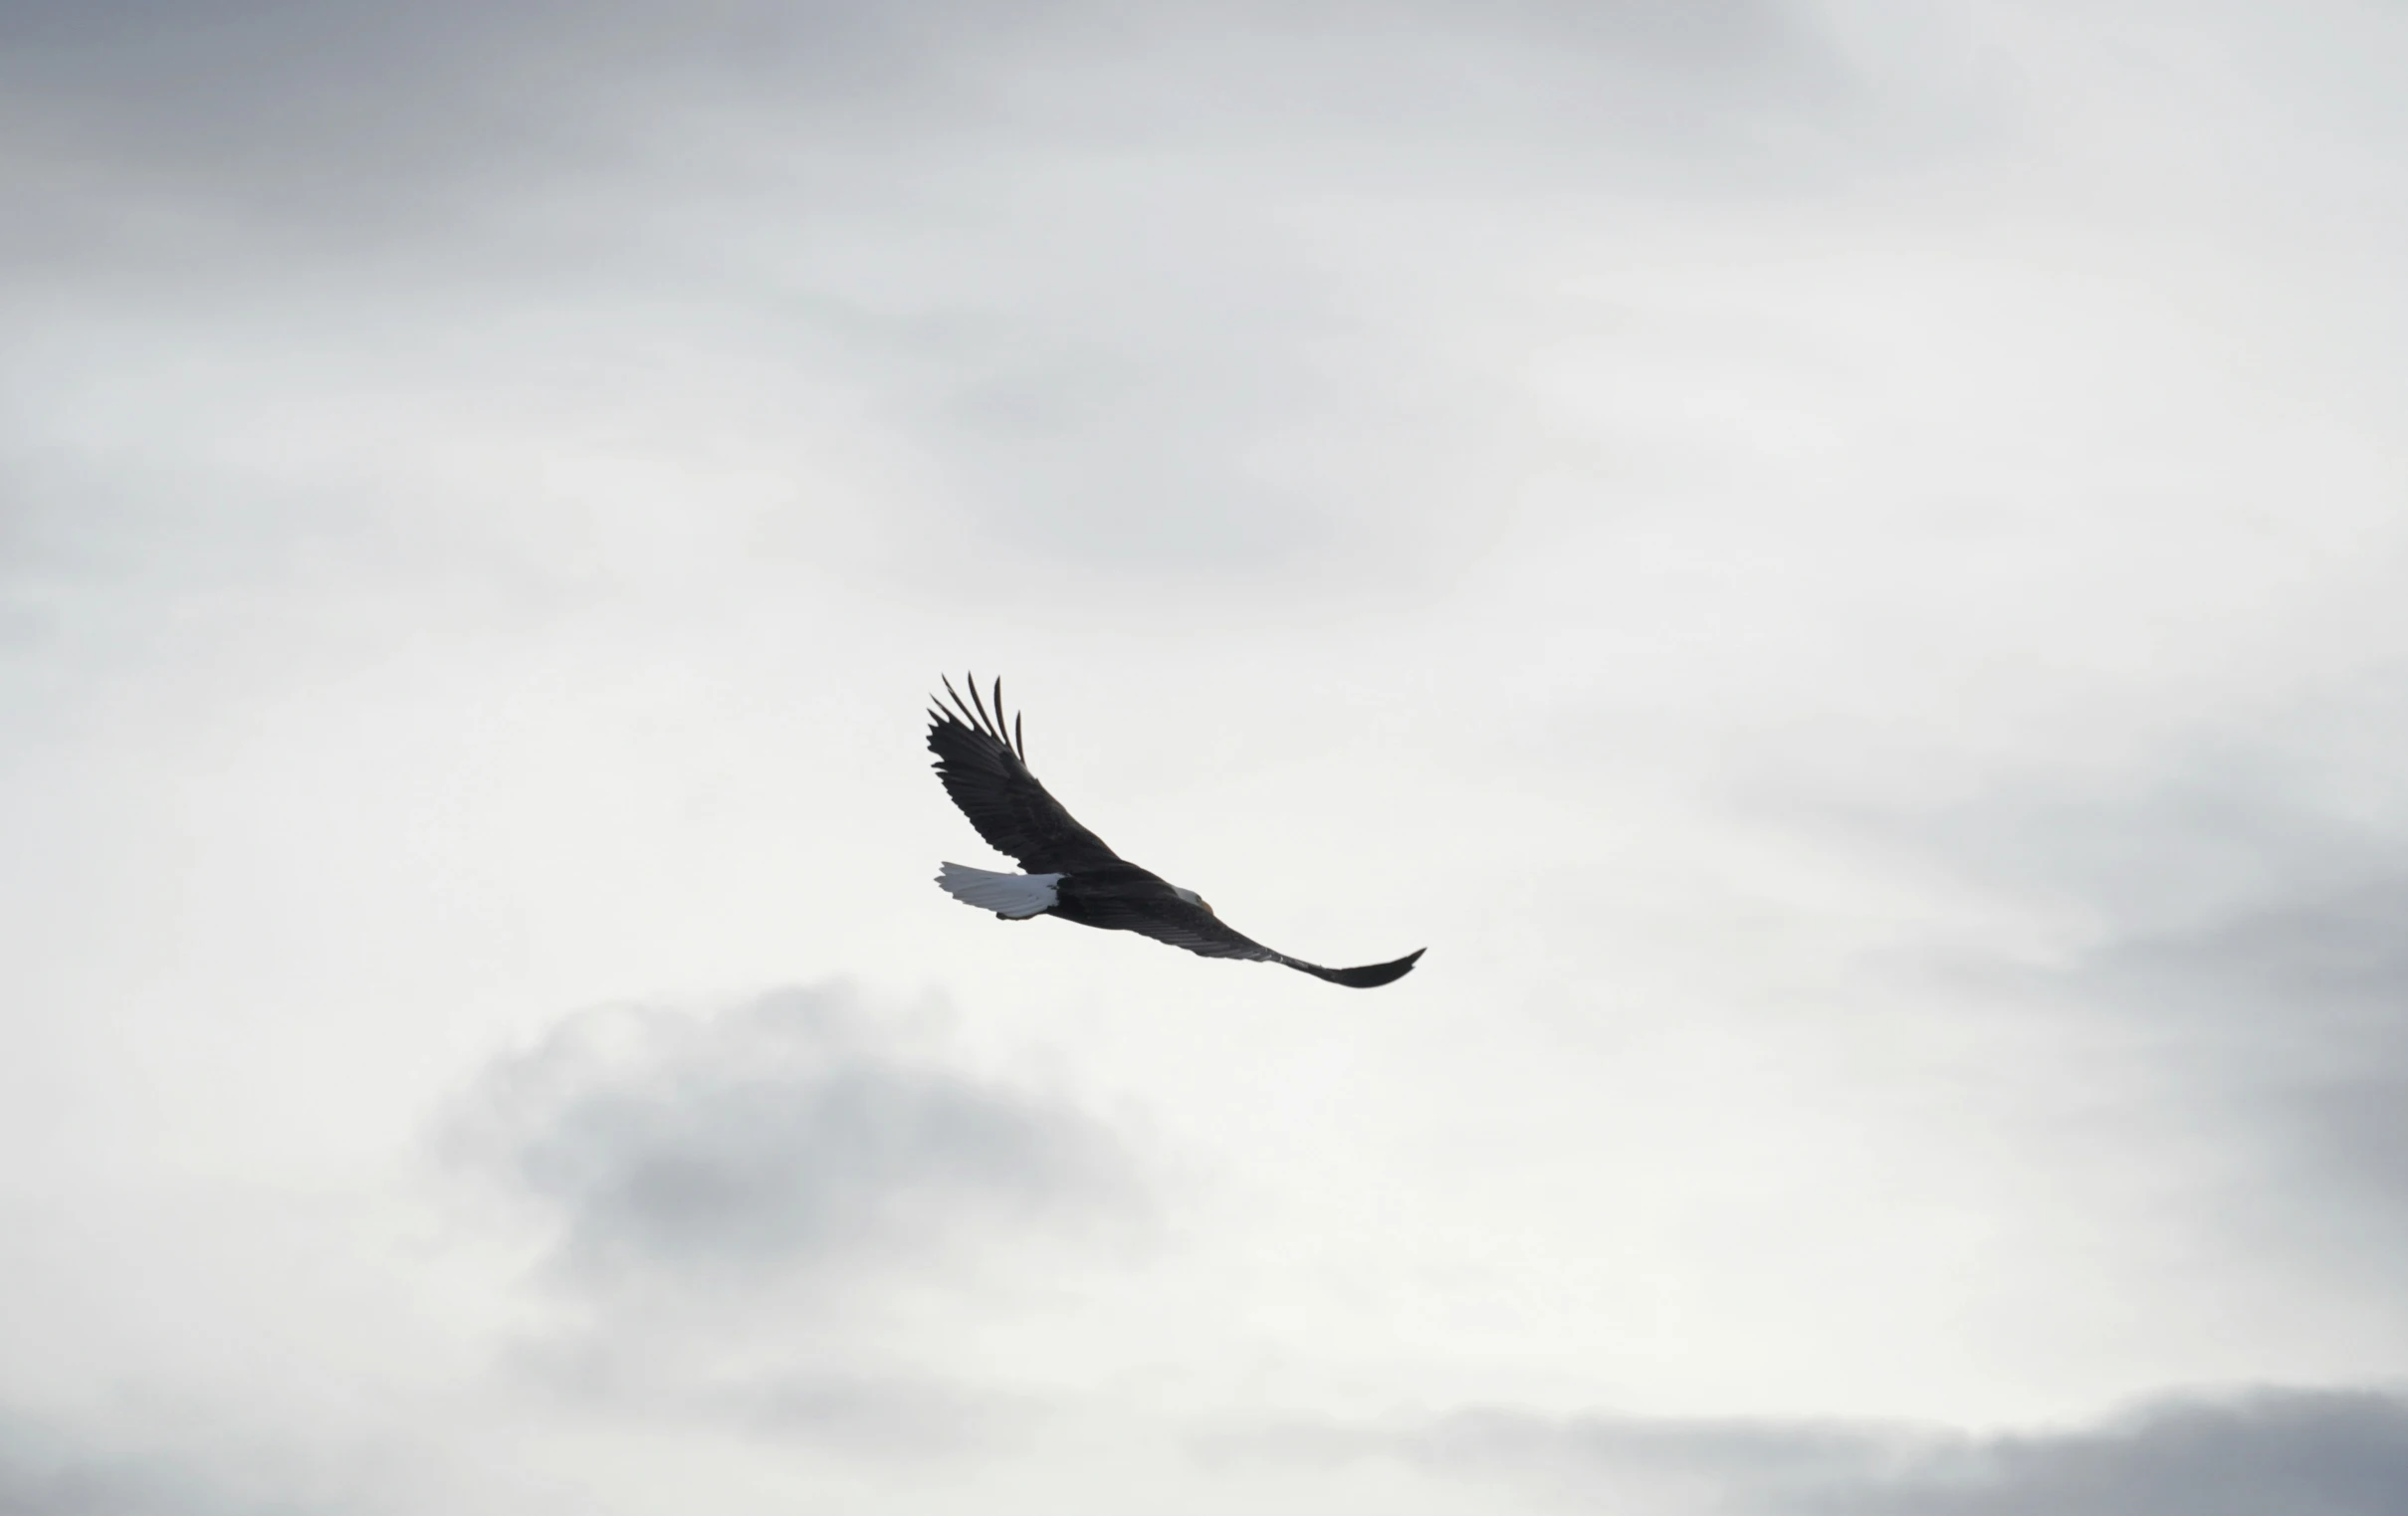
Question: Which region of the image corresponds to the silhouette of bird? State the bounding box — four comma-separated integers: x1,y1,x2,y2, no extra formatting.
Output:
928,675,1423,988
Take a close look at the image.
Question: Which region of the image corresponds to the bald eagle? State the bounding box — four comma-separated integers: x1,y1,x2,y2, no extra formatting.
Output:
928,675,1423,988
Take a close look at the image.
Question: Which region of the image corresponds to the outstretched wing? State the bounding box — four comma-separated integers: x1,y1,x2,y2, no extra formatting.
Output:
1107,896,1425,990
927,675,1123,874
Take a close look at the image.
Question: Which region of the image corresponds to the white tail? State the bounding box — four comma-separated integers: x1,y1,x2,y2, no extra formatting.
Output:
937,862,1063,919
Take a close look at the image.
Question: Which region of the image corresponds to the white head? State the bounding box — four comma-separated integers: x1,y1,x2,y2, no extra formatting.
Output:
1171,885,1213,914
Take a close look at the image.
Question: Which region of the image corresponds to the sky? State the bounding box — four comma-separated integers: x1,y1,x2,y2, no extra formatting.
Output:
4,1,2408,1511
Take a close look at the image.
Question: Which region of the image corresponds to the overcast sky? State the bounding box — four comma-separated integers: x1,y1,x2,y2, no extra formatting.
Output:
5,1,2408,1511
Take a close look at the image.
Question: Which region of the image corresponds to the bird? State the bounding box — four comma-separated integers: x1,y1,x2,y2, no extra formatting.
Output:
927,674,1423,988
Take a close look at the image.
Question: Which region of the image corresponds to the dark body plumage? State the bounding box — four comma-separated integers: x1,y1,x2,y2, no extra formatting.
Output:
927,675,1423,989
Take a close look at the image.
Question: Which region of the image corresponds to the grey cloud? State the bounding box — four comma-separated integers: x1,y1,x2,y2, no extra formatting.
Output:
1204,1404,1916,1513
444,984,1142,1291
1836,1389,2408,1516
1878,740,2408,1269
0,0,1858,186
0,1409,342,1516
0,0,1902,281
2078,869,2408,1246
442,986,1143,1454
875,252,1367,575
1390,1408,1912,1512
1,0,1932,587
763,0,1890,577
722,1368,1035,1452
507,1333,1041,1455
0,2,949,239
1217,1386,2408,1516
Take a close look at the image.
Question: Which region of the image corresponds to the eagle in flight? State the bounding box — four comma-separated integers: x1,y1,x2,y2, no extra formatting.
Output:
928,675,1423,988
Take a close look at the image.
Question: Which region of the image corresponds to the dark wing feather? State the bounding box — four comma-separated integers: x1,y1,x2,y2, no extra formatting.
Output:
1112,897,1426,989
927,675,1122,874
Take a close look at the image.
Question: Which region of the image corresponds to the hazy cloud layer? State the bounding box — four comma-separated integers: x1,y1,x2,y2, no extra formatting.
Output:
0,1409,345,1516
1863,714,2408,1283
2075,857,2408,1259
0,0,1874,209
9,1,2408,1511
1223,1386,2408,1515
0,0,1937,582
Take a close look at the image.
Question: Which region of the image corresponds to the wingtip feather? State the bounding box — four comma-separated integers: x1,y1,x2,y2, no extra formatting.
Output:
1322,948,1424,988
